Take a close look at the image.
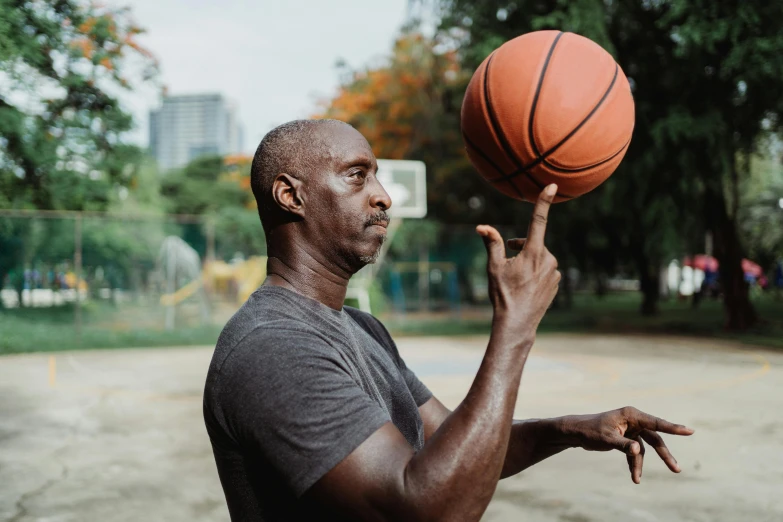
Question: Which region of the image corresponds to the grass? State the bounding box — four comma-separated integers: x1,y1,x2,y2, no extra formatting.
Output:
0,302,222,355
382,292,783,350
1,292,782,355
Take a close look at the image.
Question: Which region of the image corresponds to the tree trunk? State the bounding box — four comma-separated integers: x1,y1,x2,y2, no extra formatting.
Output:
631,239,660,316
595,273,608,299
638,263,660,316
705,186,757,330
714,219,756,329
563,265,573,310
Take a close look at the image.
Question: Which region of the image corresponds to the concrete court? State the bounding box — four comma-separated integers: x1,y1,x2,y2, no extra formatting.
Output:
0,334,781,522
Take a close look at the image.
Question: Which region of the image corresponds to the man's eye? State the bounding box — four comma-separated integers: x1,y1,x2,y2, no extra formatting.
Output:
350,170,365,178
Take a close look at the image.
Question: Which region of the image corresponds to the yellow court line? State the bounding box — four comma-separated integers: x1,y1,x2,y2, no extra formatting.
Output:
49,355,56,388
49,381,202,402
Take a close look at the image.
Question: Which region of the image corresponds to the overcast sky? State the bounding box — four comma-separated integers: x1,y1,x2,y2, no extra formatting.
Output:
114,0,411,154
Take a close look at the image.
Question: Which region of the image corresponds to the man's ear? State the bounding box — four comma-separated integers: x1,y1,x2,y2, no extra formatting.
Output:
271,173,305,218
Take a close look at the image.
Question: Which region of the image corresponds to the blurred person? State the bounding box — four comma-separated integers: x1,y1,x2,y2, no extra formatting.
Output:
203,119,694,522
679,264,695,300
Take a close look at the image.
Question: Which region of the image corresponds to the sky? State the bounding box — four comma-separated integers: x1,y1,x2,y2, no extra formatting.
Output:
114,0,412,154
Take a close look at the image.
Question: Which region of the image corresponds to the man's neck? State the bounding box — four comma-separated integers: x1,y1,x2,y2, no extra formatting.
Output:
263,242,354,311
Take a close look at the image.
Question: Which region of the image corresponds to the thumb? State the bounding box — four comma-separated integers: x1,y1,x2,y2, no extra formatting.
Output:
608,434,641,456
476,225,506,267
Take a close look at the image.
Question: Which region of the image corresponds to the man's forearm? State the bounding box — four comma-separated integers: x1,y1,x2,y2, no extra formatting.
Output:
401,316,533,521
500,416,576,478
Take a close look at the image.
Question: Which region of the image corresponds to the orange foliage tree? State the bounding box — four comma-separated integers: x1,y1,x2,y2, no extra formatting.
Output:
315,31,521,225
223,155,255,210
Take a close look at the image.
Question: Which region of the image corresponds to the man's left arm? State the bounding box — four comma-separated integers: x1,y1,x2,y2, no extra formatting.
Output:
419,398,694,484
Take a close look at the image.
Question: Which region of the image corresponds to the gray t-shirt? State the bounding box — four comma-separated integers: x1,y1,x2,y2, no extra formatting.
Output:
203,285,432,521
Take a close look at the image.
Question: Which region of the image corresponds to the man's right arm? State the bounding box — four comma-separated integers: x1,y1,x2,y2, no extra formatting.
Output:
304,185,561,521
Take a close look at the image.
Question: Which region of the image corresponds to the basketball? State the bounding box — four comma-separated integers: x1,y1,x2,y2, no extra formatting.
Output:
461,30,635,203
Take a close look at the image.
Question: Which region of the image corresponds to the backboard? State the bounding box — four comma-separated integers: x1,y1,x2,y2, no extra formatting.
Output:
345,159,426,313
376,159,427,219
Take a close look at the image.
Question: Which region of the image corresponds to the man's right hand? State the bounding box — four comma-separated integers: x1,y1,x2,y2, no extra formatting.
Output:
476,183,561,344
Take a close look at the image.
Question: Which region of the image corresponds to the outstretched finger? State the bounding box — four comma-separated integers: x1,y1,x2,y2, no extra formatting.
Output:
525,184,557,252
640,429,681,473
634,411,695,436
476,225,506,268
506,238,527,251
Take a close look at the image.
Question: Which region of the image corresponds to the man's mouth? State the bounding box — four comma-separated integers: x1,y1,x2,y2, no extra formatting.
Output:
366,212,390,229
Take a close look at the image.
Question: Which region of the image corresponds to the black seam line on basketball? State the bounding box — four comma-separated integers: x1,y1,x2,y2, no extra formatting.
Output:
542,134,632,173
528,31,565,159
482,51,526,200
465,131,576,199
462,131,506,178
481,48,571,200
504,61,620,183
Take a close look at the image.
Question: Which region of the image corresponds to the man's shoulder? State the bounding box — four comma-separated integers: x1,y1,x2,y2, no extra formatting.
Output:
345,306,383,331
344,307,396,350
343,305,377,326
209,297,331,376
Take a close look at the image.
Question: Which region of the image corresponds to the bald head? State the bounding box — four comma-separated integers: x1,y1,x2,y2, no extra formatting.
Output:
250,119,359,228
249,118,390,271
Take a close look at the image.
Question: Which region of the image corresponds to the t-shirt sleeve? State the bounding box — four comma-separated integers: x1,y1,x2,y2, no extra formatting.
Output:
398,355,433,407
218,328,392,497
363,314,433,407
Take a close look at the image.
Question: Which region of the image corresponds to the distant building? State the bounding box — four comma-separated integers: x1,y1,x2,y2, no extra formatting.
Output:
149,93,243,171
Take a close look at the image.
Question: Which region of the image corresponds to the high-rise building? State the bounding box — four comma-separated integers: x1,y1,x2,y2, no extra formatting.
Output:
149,93,243,171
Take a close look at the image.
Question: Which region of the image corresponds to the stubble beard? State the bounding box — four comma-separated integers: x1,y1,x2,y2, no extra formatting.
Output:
358,233,387,265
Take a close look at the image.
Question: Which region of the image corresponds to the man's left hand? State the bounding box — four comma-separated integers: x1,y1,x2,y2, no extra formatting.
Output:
554,407,695,484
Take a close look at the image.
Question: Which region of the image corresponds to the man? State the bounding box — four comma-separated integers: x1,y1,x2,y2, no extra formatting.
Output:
203,119,693,521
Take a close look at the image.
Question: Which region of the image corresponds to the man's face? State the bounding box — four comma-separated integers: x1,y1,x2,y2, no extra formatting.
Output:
303,125,392,271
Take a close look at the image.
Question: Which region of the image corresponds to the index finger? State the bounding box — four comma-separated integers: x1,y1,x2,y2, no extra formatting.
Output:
636,411,695,436
525,184,557,251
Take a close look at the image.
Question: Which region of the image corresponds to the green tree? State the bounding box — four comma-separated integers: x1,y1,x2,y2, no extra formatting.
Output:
739,150,783,269
436,0,692,315
0,0,156,210
645,0,783,328
160,155,266,259
436,0,783,327
0,1,157,302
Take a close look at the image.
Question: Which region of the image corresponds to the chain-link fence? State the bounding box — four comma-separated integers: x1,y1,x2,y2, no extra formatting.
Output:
0,210,270,353
0,211,517,353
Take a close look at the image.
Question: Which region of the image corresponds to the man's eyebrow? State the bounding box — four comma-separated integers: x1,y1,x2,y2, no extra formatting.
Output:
338,156,375,170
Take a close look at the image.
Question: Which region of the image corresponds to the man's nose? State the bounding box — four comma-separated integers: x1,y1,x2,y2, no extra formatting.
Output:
369,176,392,211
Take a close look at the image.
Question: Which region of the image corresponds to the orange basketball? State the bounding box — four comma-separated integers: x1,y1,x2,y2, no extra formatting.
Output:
461,30,635,203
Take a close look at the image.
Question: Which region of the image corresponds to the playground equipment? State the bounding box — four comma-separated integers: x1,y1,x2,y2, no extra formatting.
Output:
158,236,210,330
202,256,267,305
158,234,268,329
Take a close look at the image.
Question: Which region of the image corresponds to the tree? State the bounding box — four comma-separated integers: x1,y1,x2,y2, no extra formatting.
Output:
160,155,266,259
648,0,783,328
435,0,694,314
0,0,157,305
739,150,783,270
436,0,783,326
0,0,157,211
